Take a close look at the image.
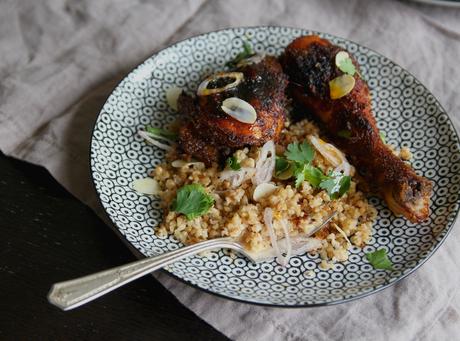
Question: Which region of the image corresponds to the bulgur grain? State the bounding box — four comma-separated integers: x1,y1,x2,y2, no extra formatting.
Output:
152,119,380,264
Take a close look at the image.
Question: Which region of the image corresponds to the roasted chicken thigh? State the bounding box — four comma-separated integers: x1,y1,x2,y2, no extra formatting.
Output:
178,56,288,165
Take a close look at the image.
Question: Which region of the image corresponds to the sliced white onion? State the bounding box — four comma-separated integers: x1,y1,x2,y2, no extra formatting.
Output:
335,162,351,177
166,86,182,111
197,72,244,96
288,236,323,255
264,208,283,265
333,223,351,246
252,140,276,185
308,135,351,176
248,236,322,263
259,207,321,264
138,130,172,151
132,177,160,195
236,54,265,68
278,219,292,267
253,183,277,201
171,160,205,169
142,129,174,142
219,167,255,188
221,97,257,124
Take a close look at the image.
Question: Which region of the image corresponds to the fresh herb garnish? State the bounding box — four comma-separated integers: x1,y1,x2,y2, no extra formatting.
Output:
171,184,214,220
285,141,315,164
338,130,352,138
226,40,255,68
275,157,290,174
293,163,325,188
292,163,305,188
335,51,356,76
379,132,386,144
365,249,393,270
146,126,177,141
303,164,326,188
275,157,295,180
226,156,241,171
282,140,351,198
319,171,351,199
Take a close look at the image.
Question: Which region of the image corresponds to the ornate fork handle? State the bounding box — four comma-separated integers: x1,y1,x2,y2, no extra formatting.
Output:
48,238,242,311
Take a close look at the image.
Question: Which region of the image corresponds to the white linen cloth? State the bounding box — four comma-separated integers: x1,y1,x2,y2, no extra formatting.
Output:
1,1,460,339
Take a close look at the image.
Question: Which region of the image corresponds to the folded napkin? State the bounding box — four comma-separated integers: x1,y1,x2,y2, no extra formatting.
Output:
1,1,460,340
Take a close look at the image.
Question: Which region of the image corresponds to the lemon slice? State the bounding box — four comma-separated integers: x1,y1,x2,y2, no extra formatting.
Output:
329,74,355,100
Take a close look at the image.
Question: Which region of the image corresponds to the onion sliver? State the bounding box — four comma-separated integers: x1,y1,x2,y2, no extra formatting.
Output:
264,208,283,265
236,54,265,68
256,208,322,264
197,72,243,96
220,167,255,188
253,140,276,185
138,130,172,151
247,236,322,263
278,219,292,267
132,177,160,195
308,135,351,176
171,160,205,169
221,97,257,124
333,223,351,246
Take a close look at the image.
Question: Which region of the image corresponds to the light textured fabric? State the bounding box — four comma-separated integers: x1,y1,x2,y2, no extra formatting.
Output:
1,1,460,340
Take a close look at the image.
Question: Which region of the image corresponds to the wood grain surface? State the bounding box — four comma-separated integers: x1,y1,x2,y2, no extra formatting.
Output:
0,152,228,341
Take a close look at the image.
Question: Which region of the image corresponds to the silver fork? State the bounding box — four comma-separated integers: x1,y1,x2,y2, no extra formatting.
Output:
48,212,335,311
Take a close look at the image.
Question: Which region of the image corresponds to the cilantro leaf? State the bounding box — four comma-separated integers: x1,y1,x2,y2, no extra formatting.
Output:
294,164,305,188
226,156,241,171
338,58,356,76
338,175,351,196
337,130,352,138
303,164,325,187
293,163,325,188
226,39,255,68
379,132,386,144
365,249,393,270
275,157,295,180
275,157,290,174
285,141,315,164
146,126,177,141
171,184,214,220
243,41,253,55
319,171,351,199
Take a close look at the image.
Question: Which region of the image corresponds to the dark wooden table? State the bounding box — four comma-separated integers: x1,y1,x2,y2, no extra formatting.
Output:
0,152,229,340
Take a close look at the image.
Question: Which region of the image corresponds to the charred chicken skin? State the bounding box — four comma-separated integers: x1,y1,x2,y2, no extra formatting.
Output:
178,56,288,165
281,35,432,223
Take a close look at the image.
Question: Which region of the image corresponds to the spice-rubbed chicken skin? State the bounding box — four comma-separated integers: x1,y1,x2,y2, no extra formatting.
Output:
178,56,288,165
281,35,432,223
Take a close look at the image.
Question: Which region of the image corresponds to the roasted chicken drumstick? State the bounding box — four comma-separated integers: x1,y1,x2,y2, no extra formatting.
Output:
178,56,288,165
281,35,432,223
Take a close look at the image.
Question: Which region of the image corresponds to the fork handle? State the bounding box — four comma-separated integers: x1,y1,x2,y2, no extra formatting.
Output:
48,238,236,311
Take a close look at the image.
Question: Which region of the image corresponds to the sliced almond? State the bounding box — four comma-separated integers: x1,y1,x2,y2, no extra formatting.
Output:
253,183,278,201
166,86,182,111
132,177,160,195
221,97,257,124
335,51,350,68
